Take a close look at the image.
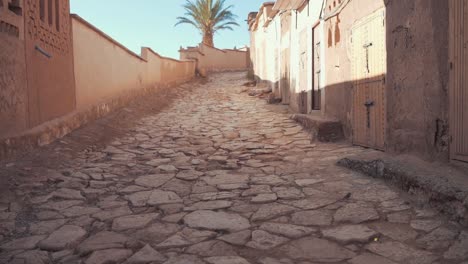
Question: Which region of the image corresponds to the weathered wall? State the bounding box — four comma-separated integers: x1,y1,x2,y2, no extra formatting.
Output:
180,43,249,75
1,4,195,158
249,1,324,114
249,4,282,96
323,0,385,137
199,43,249,72
0,1,28,138
385,0,449,160
72,15,147,110
288,1,324,113
24,0,76,127
72,15,195,110
160,55,196,85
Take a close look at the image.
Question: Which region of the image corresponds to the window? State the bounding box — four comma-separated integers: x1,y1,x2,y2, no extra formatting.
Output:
40,0,45,21
55,0,59,31
48,0,53,26
8,0,23,16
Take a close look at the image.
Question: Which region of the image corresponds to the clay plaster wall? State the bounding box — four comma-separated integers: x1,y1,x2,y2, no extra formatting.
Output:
199,44,249,72
0,10,195,158
385,0,449,160
254,7,280,91
323,0,385,137
249,1,323,113
24,0,76,127
248,0,452,162
0,3,28,138
180,43,249,75
288,1,325,113
72,15,195,110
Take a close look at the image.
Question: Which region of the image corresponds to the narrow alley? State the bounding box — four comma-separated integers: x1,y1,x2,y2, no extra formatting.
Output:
0,72,466,264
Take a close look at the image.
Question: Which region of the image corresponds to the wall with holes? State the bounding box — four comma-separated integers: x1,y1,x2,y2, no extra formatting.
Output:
0,0,28,138
23,0,76,127
0,1,195,148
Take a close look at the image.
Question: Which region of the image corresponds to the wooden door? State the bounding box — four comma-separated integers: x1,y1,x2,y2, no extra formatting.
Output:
449,0,468,162
351,9,386,150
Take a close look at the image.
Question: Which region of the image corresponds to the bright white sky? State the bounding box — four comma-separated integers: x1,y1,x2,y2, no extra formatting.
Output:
71,0,266,59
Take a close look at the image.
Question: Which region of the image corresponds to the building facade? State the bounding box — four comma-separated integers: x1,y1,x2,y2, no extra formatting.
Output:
1,0,75,139
0,0,196,158
249,0,466,164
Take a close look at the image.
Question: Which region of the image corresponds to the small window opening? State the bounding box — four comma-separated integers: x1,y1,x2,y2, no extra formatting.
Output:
8,0,23,16
40,0,45,21
48,0,53,26
55,0,60,31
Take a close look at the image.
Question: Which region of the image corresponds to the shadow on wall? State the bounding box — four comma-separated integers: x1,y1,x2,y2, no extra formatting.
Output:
249,0,450,162
322,0,449,161
257,68,449,161
312,75,448,161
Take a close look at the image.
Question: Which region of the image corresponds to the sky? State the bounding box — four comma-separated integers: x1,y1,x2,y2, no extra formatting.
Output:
70,0,266,59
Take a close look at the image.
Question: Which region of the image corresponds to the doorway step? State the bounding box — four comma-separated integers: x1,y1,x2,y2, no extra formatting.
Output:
291,113,344,142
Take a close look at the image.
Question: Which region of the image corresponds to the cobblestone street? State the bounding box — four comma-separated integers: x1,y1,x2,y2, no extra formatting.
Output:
0,72,467,264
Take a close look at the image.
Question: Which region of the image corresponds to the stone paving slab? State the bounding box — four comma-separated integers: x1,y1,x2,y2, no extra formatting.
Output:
0,72,467,264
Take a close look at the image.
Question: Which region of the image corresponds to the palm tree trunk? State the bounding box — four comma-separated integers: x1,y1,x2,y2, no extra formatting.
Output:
202,32,214,47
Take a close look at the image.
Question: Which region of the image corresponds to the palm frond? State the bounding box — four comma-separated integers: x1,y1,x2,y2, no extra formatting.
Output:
175,0,239,45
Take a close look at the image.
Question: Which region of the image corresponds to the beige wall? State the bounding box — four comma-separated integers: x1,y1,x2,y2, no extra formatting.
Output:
0,3,28,139
250,1,323,113
180,43,249,74
72,15,195,110
25,1,76,127
198,44,249,71
1,8,195,157
323,0,385,137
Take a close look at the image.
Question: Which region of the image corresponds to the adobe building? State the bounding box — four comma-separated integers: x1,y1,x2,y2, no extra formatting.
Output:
249,0,467,164
248,0,325,113
0,0,196,158
0,0,76,139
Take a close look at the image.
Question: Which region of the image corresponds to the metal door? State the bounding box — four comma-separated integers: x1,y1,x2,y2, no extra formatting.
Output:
449,0,468,162
351,9,386,150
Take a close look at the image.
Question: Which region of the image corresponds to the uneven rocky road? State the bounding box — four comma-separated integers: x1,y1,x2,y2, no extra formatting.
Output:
0,72,467,264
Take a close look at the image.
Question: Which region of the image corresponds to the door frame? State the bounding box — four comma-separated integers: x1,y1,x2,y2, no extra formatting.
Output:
350,8,387,150
449,0,468,163
311,22,322,111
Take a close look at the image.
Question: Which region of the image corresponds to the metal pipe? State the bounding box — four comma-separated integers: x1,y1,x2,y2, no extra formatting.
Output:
35,45,52,59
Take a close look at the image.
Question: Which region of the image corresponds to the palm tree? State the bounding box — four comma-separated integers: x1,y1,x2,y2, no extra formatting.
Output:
175,0,239,47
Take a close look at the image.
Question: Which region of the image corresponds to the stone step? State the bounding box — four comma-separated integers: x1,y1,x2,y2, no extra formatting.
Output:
290,114,344,142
